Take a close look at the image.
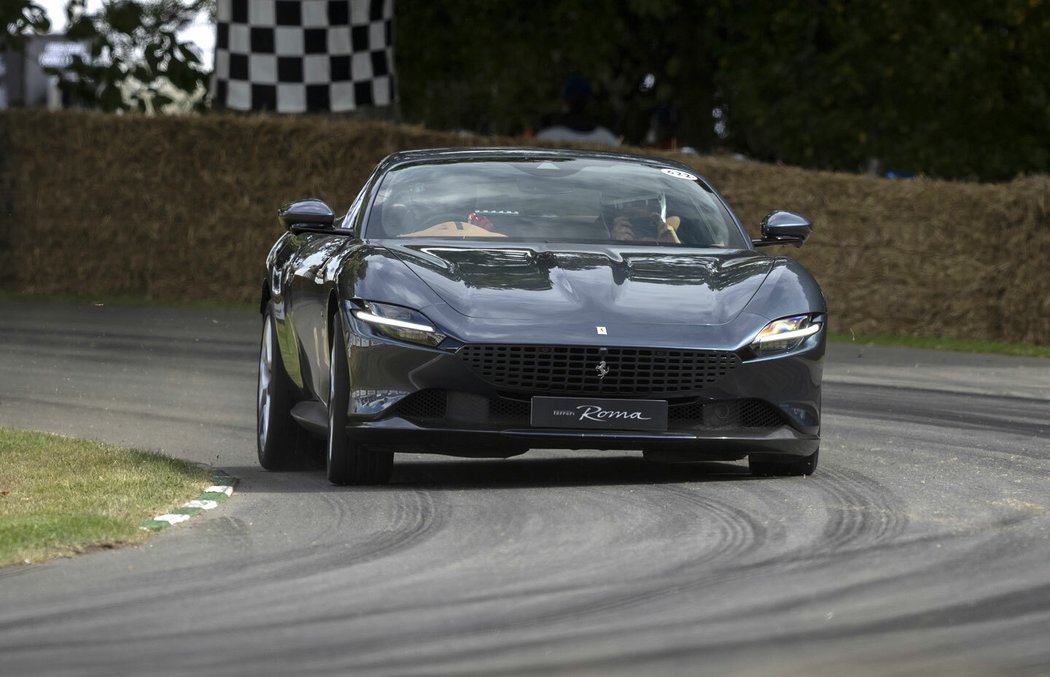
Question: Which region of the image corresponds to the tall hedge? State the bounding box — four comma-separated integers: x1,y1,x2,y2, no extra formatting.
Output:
1,110,1048,344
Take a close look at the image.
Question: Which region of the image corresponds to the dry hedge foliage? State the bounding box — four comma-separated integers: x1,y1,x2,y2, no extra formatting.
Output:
1,110,1048,344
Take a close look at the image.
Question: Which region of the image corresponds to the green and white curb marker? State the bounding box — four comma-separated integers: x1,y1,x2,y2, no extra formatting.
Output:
141,471,237,531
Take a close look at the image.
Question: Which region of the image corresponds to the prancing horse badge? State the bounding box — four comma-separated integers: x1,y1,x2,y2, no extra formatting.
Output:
596,326,607,335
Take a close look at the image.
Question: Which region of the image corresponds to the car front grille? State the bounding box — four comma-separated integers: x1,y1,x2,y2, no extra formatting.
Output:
394,390,785,431
455,344,740,396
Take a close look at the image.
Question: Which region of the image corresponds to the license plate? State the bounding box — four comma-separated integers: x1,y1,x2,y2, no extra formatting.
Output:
531,397,668,431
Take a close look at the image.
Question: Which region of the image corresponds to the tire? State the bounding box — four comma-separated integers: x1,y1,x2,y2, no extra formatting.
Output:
749,448,819,477
326,317,394,485
257,305,311,470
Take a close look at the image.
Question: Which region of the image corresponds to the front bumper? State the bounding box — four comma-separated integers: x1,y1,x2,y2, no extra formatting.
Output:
337,312,823,459
346,420,818,460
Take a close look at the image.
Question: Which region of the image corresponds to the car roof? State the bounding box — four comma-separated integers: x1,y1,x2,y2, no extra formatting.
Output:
380,146,696,171
377,147,715,192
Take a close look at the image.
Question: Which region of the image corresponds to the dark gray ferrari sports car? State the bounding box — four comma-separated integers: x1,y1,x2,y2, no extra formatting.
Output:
258,147,825,484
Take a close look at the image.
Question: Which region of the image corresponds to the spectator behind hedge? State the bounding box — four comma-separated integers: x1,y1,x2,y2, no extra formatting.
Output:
535,74,619,146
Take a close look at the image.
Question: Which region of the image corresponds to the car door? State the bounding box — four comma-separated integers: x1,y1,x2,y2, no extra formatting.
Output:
280,232,351,398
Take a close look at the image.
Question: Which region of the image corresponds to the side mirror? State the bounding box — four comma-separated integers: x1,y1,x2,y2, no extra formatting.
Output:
752,210,812,248
278,199,335,232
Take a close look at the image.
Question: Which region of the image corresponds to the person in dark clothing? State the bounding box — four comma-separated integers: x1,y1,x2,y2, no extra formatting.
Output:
535,74,619,145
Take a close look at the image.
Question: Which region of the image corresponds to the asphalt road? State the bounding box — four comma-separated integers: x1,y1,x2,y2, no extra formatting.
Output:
1,299,1048,676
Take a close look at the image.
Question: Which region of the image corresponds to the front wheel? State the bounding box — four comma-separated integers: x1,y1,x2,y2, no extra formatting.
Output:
326,317,394,485
257,305,311,470
749,448,819,477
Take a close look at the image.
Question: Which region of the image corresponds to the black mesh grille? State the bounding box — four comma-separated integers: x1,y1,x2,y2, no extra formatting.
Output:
490,396,530,420
395,391,784,431
668,400,704,422
456,345,740,396
737,400,785,428
395,389,447,419
395,390,531,426
669,399,786,429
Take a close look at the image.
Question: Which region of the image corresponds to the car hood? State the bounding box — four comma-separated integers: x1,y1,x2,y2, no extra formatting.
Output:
385,244,773,326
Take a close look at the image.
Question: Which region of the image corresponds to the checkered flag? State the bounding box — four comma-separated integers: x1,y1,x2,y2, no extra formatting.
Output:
212,0,395,113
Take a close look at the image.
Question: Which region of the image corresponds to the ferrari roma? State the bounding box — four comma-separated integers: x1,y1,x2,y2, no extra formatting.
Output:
258,148,826,484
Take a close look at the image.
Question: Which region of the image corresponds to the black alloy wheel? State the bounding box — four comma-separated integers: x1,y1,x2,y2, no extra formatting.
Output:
257,305,311,469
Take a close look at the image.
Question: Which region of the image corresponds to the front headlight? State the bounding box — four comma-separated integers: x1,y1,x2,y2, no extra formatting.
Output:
352,301,447,347
750,314,822,356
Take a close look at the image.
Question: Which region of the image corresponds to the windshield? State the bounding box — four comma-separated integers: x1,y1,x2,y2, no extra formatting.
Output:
364,158,748,248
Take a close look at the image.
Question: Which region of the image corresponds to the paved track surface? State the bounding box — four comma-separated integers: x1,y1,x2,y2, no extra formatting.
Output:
1,300,1048,676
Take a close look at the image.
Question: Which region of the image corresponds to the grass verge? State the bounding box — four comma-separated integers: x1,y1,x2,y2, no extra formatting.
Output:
829,332,1050,359
0,427,212,568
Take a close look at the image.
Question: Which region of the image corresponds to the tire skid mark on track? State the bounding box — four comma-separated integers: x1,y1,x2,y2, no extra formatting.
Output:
662,564,1050,664
835,576,1050,637
326,468,921,674
227,487,449,585
2,463,907,664
0,488,451,643
55,467,1046,677
808,465,908,553
413,475,903,661
138,489,621,646
691,527,1009,624
187,481,769,649
502,486,770,626
336,530,1050,677
660,484,772,563
702,460,911,573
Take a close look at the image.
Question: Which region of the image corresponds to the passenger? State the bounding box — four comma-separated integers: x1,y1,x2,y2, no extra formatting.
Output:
467,212,497,232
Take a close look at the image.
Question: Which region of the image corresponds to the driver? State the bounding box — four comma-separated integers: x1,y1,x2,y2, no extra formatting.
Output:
606,195,681,244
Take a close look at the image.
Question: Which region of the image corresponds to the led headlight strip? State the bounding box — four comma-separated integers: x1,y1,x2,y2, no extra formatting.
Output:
352,310,436,333
752,323,821,344
749,314,823,356
351,302,447,347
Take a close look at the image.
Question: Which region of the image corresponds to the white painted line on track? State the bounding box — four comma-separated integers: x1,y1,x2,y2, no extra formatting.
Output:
141,471,237,531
